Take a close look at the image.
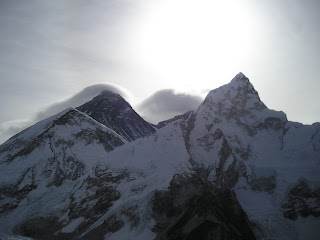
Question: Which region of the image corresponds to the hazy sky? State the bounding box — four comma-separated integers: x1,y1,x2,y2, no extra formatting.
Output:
0,0,320,143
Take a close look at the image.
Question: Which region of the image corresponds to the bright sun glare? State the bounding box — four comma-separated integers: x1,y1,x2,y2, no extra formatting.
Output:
131,0,256,92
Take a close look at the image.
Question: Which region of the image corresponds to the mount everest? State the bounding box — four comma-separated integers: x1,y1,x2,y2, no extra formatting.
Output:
76,90,155,142
0,73,319,239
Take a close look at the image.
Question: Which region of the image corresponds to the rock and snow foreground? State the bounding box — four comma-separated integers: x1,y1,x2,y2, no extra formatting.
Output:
0,73,320,240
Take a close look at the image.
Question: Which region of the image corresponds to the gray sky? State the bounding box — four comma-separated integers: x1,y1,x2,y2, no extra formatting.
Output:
0,0,320,144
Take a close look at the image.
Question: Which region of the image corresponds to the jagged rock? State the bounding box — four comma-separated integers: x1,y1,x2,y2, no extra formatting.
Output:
152,174,256,240
282,180,320,220
249,175,276,194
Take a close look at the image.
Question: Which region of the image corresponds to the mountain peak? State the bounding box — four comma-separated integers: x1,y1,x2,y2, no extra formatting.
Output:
205,72,259,106
233,71,246,80
97,89,121,98
91,90,125,105
199,73,286,126
230,72,250,85
77,91,155,141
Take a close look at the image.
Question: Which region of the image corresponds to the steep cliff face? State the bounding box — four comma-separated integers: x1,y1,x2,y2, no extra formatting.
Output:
77,90,156,142
0,73,319,240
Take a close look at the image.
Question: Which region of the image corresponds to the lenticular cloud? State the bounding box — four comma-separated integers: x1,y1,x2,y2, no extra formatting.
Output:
136,89,203,124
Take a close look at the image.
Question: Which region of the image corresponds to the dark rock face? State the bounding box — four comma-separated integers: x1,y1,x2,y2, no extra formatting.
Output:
181,112,196,155
14,215,124,240
282,180,320,220
13,216,62,240
152,174,256,240
77,90,156,141
0,184,37,214
248,175,277,194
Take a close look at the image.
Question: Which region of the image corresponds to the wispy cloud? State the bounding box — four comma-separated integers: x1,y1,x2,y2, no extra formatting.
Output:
136,89,203,124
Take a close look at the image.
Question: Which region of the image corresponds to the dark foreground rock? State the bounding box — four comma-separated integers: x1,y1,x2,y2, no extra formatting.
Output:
152,174,256,240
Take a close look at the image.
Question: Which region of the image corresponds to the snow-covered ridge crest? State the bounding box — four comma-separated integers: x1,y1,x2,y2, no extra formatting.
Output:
2,108,126,146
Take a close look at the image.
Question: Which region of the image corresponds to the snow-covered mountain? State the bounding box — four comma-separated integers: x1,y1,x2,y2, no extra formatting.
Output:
185,73,320,239
0,73,319,240
0,108,126,238
76,90,155,142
